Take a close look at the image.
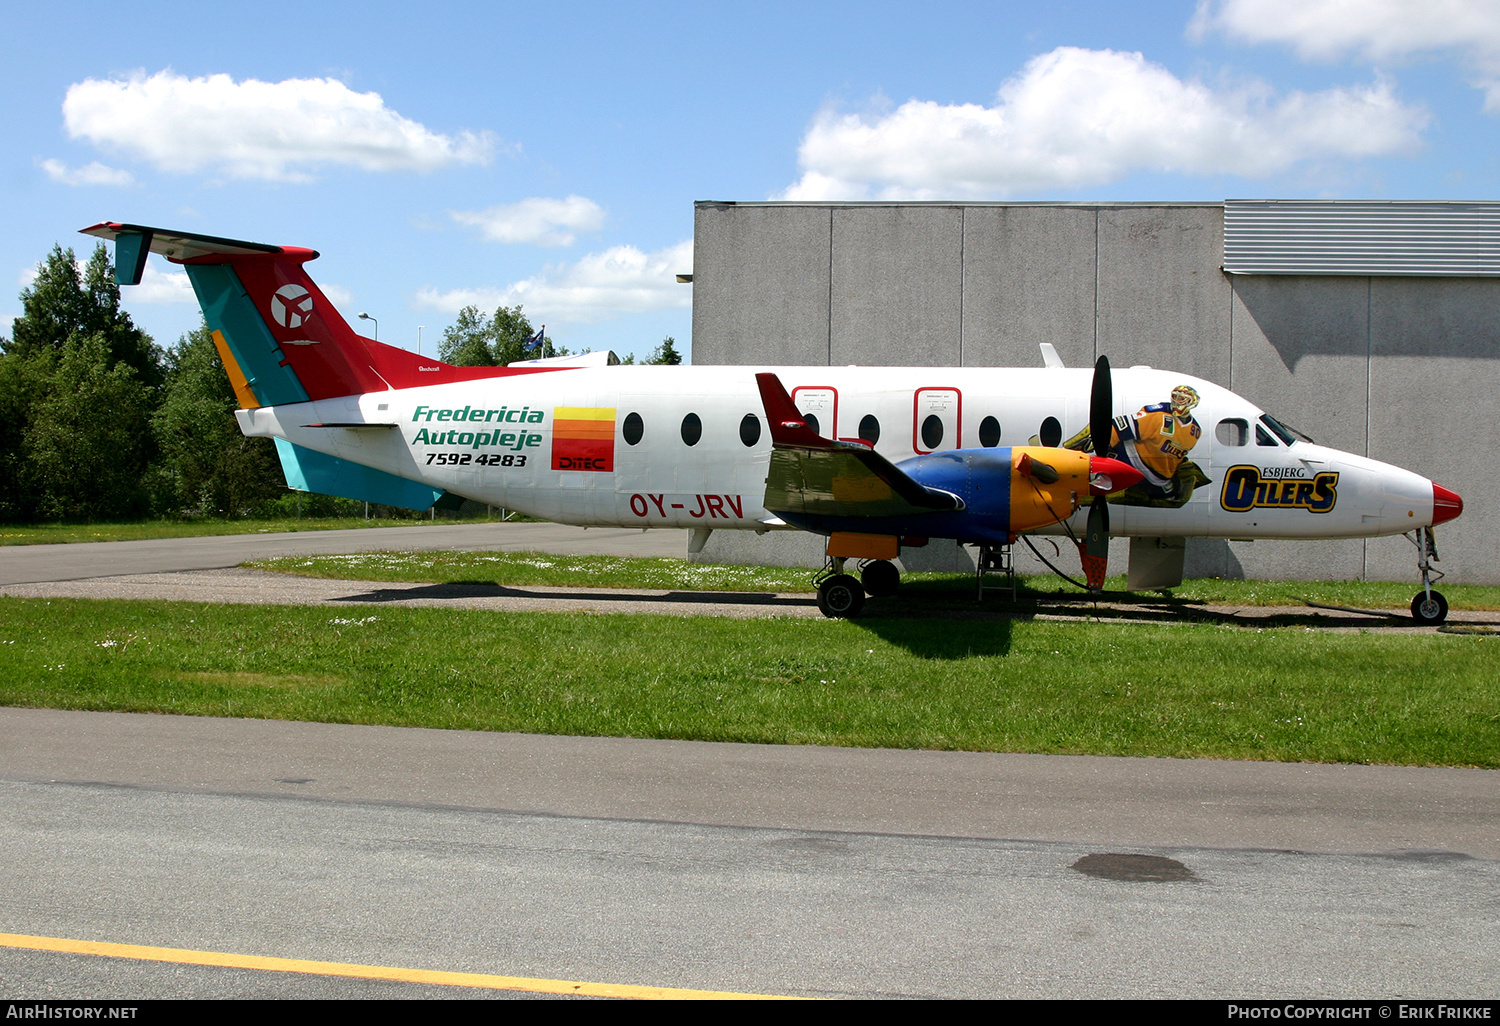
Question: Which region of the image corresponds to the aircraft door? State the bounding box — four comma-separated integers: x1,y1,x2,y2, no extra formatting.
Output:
791,386,838,440
913,387,961,454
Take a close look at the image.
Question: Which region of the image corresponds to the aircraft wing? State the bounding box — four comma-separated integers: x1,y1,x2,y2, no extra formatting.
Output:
755,373,962,520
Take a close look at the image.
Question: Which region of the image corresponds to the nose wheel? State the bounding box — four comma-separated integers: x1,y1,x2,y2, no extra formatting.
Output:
1407,526,1449,625
1411,591,1449,626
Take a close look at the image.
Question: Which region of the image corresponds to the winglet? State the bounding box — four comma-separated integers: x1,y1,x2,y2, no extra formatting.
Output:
755,373,835,449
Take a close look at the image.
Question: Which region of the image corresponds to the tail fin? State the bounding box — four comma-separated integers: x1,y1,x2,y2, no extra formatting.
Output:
80,222,547,513
80,222,559,406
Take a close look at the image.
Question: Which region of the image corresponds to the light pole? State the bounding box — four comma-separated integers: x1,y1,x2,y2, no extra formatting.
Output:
358,312,378,340
418,325,424,357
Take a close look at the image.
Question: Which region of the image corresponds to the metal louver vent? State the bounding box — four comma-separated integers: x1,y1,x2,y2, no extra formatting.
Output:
1223,200,1500,276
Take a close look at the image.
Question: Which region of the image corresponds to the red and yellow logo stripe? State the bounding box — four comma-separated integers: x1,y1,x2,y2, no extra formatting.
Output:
551,407,616,471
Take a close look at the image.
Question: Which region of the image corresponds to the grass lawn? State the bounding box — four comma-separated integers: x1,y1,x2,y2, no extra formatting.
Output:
246,549,1500,611
2,597,1496,768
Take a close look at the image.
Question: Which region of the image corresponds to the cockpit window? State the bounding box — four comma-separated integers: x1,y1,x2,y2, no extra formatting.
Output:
1259,414,1310,446
1256,423,1278,446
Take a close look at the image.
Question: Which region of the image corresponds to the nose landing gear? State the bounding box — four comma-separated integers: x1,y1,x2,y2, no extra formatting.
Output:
1407,526,1448,625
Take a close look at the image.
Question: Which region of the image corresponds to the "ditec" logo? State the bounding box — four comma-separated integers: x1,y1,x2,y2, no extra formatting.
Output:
270,284,314,329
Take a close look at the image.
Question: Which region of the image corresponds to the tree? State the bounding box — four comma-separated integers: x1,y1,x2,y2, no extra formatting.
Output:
647,336,683,365
3,243,163,388
153,320,283,516
24,332,155,519
0,349,55,520
438,304,567,366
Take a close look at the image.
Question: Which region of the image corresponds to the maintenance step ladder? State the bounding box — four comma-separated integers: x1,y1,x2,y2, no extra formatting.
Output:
976,543,1016,602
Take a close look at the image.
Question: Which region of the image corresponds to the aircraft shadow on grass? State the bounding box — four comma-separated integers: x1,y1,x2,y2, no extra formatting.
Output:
321,578,1496,659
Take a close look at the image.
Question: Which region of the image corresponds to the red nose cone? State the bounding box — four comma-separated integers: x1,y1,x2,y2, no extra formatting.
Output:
1089,456,1145,495
1432,483,1464,526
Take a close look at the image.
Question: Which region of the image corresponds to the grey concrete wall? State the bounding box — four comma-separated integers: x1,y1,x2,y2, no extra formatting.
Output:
829,205,963,366
962,205,1097,368
690,201,1498,586
1364,277,1500,584
1096,206,1231,384
691,203,831,365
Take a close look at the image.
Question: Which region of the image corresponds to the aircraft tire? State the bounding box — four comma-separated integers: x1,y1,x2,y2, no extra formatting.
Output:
860,559,900,598
1410,590,1449,625
817,575,866,618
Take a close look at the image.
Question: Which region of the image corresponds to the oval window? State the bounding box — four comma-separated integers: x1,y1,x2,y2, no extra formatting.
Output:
803,413,820,436
858,414,880,445
1215,418,1247,447
978,416,1001,448
622,412,643,446
921,414,944,450
739,413,761,447
681,412,702,446
1039,416,1062,448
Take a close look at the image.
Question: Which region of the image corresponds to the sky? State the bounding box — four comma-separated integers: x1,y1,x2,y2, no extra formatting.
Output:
3,0,1498,362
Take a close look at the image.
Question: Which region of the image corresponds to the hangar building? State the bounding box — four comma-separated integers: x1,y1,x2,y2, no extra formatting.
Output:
688,200,1500,585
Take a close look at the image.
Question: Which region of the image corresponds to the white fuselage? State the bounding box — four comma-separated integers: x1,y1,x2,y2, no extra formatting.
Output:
236,364,1441,540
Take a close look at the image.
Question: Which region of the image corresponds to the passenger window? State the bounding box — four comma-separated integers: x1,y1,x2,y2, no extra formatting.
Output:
622,412,643,446
978,416,1001,448
681,413,702,446
1039,416,1061,448
1256,424,1278,447
1216,418,1247,446
858,414,880,445
921,414,944,450
739,413,761,447
803,413,820,436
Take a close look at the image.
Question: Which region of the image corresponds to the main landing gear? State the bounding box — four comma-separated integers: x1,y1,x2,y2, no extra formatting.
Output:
814,558,902,618
1407,526,1449,626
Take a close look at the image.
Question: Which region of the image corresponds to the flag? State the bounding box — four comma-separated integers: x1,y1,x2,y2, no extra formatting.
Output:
524,326,545,352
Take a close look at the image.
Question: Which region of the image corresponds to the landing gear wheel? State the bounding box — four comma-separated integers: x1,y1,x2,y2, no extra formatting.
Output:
1411,591,1449,625
860,559,900,598
817,574,866,618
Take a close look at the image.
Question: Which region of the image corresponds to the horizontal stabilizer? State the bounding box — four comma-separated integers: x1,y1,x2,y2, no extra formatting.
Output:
274,440,447,512
79,222,290,284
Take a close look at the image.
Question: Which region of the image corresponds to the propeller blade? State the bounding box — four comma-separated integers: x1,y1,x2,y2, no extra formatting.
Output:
1079,356,1115,591
1091,355,1112,457
1079,498,1110,591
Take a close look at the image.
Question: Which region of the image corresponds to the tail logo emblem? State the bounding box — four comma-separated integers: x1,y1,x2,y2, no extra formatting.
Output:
271,284,314,329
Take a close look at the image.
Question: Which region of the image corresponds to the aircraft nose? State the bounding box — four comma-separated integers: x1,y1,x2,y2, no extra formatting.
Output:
1433,483,1464,526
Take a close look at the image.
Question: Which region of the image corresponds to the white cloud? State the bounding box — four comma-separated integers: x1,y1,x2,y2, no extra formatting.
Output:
63,70,496,181
451,196,606,246
1190,0,1500,111
779,46,1427,200
319,283,354,307
128,262,195,304
416,240,693,324
40,159,135,187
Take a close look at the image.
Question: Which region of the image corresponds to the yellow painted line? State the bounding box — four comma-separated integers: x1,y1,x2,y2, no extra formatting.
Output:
0,932,800,1000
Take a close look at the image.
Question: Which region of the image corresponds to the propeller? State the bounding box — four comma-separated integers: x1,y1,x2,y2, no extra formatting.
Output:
1080,356,1114,591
